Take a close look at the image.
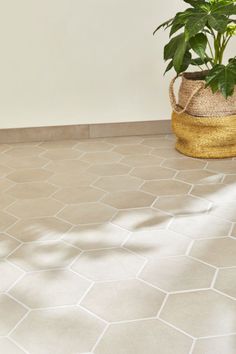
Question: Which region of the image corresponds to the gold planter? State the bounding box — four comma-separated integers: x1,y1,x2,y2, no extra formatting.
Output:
172,111,236,159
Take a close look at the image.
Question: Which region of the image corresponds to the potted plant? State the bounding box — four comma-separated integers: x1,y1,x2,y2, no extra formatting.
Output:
154,0,236,158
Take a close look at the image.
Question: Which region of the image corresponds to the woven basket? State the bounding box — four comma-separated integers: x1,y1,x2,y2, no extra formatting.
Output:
170,71,236,117
172,111,236,158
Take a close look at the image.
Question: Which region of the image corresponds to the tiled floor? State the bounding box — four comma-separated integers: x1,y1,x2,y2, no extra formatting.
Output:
0,134,236,354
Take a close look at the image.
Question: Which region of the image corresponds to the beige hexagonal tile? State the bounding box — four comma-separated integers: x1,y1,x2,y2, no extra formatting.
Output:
10,270,91,308
62,223,128,250
81,151,122,164
141,137,175,149
130,165,176,180
209,201,236,222
162,158,206,171
190,238,236,267
0,194,15,210
207,160,236,174
94,175,143,192
214,268,236,298
0,179,14,193
94,319,192,354
87,163,132,176
104,136,143,145
39,140,78,149
0,144,10,153
151,148,184,158
7,217,71,242
45,159,89,173
7,168,53,183
112,208,170,232
192,183,236,203
4,146,44,158
48,171,97,188
72,248,144,281
0,294,27,336
170,214,231,239
140,256,215,292
58,202,116,225
176,169,224,184
113,144,152,155
224,174,236,184
6,156,48,169
154,195,210,215
81,279,165,321
125,229,190,259
41,148,82,161
53,186,105,204
0,260,23,292
121,154,163,167
7,198,64,219
102,191,155,209
160,290,236,337
6,182,57,199
75,141,113,152
8,241,79,271
0,338,26,354
0,164,12,178
232,224,236,237
0,211,17,232
141,180,191,196
193,335,236,354
0,233,20,259
11,307,105,354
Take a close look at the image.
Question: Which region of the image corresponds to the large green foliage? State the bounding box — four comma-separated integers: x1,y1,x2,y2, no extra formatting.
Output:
154,0,236,98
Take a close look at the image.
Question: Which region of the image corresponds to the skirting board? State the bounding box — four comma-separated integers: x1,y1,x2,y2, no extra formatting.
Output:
0,120,171,144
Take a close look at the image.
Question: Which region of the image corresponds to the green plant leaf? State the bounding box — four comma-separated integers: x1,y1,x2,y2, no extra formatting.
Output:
173,39,189,73
153,18,173,35
191,57,211,66
189,33,207,60
208,14,228,33
205,60,236,98
183,0,206,7
164,33,185,60
164,60,173,74
185,11,209,39
180,51,192,72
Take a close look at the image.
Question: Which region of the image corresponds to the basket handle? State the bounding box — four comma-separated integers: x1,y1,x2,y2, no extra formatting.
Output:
169,75,205,114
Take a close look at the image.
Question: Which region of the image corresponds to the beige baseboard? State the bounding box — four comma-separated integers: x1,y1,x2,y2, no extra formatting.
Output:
0,120,171,144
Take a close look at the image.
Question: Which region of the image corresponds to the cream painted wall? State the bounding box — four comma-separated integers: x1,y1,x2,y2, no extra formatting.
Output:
0,1,234,129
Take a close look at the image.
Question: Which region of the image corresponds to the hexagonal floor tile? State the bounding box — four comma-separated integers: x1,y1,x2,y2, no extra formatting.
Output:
58,203,116,225
0,294,27,336
208,201,236,222
140,256,215,292
75,141,113,152
6,182,57,199
87,163,132,176
0,338,26,354
0,164,12,178
192,183,236,203
113,144,152,155
7,168,52,183
81,151,122,164
8,241,79,271
0,194,15,210
48,171,97,188
214,268,236,298
94,319,192,354
4,146,44,158
10,270,91,308
141,137,175,148
62,223,128,250
162,158,206,170
7,198,64,219
151,148,183,159
130,165,176,180
224,174,236,184
160,290,236,337
232,224,236,237
39,140,78,150
190,238,236,267
104,136,143,145
72,248,144,281
0,233,20,258
53,187,105,204
7,217,71,242
81,279,165,321
94,175,143,192
207,160,236,174
0,179,14,194
41,148,82,161
0,211,17,232
176,169,223,184
193,335,236,354
6,156,48,170
112,208,171,231
102,191,155,209
170,214,231,239
45,159,89,173
124,230,190,259
121,154,163,167
141,180,191,196
11,307,105,354
0,260,23,292
154,195,210,215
